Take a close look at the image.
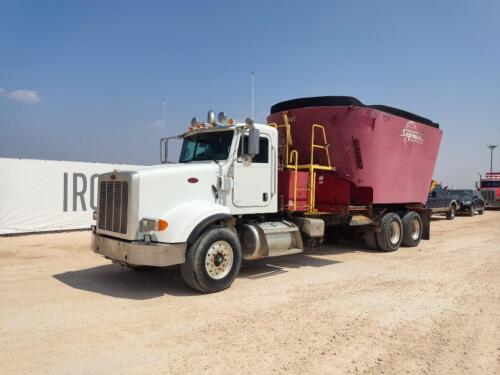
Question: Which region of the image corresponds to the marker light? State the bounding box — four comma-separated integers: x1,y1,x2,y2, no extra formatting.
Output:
140,218,169,232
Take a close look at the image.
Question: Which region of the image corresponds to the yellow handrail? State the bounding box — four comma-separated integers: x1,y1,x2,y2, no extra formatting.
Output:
289,150,299,211
269,113,293,166
311,124,332,168
268,118,333,213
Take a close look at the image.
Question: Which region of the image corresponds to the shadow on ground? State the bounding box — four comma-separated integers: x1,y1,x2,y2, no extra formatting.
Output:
53,264,196,300
53,244,357,300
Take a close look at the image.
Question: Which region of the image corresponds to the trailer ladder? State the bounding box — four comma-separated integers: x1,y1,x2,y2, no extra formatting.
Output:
269,113,334,213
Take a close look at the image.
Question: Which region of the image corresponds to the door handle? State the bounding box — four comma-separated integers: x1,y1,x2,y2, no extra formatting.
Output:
263,193,268,202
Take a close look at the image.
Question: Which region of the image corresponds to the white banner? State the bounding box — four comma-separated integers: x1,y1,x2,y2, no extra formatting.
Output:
0,158,144,235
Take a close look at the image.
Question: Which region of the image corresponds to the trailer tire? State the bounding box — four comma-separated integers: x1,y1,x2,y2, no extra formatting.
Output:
364,231,379,250
181,227,241,293
376,213,403,252
401,211,422,247
446,205,455,220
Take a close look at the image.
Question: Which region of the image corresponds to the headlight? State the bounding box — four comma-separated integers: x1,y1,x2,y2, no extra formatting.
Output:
140,218,168,232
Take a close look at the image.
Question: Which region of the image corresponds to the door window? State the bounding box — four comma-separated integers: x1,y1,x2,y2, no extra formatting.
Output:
238,136,269,163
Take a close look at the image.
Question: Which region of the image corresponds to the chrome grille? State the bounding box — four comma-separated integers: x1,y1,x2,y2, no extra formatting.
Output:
98,180,129,234
481,190,495,202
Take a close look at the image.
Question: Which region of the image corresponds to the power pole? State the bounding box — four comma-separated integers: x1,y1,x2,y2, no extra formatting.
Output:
162,97,166,129
251,71,255,119
487,144,498,172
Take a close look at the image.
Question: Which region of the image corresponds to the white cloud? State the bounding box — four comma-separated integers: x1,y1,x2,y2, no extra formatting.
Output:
147,119,165,129
0,88,42,104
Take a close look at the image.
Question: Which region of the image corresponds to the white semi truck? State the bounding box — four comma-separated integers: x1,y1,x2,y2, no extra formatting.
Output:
92,98,442,293
92,113,298,293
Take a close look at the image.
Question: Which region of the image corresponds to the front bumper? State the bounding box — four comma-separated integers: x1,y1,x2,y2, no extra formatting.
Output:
91,232,186,267
485,201,500,208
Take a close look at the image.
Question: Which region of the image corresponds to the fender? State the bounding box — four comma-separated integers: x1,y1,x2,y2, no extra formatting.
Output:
186,213,233,244
154,200,231,243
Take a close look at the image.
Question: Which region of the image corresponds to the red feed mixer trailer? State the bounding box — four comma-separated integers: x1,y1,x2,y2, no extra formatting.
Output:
267,96,442,251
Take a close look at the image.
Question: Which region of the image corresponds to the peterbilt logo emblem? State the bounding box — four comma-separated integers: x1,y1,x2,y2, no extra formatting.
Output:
401,121,424,144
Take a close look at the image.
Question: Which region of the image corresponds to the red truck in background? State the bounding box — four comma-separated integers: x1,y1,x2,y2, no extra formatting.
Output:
479,172,500,208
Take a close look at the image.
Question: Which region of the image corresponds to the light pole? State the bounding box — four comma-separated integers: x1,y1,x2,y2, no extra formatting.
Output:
162,97,166,129
487,144,498,173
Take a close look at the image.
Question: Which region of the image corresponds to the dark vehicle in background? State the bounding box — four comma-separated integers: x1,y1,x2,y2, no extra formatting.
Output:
450,189,485,216
427,183,459,220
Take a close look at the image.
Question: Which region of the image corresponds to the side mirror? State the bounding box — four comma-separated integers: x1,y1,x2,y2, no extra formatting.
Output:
160,136,182,164
247,127,260,157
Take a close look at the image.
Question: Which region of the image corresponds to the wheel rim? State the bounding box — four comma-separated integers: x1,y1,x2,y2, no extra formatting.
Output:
450,208,455,218
410,218,421,240
205,240,234,280
389,221,401,244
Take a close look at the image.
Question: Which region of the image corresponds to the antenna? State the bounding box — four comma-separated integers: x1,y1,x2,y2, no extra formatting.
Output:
162,97,166,129
251,71,255,119
487,144,498,173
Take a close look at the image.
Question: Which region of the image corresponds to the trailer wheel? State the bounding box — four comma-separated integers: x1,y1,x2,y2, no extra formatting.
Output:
364,231,379,250
446,205,455,220
376,213,403,252
401,211,422,247
181,227,241,293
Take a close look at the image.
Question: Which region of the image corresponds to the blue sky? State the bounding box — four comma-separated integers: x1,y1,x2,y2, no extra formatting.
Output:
1,0,499,188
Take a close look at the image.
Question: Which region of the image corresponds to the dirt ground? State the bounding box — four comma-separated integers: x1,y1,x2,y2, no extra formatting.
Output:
1,212,499,375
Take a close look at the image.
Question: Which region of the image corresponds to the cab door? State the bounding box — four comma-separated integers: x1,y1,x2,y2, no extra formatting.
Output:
232,134,272,207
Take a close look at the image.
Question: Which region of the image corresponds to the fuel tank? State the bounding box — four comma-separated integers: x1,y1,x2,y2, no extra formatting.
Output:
267,96,442,205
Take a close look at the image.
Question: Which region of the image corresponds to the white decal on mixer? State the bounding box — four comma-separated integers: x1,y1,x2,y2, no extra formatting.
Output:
401,121,424,144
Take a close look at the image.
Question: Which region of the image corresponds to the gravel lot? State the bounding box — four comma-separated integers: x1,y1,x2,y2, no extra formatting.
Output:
1,211,499,374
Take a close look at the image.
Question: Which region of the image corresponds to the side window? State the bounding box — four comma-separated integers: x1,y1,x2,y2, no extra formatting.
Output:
238,136,269,163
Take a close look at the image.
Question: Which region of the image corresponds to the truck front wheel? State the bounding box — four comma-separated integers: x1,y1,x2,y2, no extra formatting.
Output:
376,213,403,252
181,227,242,293
401,211,422,247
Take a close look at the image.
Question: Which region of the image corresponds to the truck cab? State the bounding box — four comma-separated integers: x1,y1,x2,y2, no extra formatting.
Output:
479,173,500,208
92,114,302,293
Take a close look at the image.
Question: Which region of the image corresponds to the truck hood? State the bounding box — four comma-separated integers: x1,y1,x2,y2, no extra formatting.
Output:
97,162,220,241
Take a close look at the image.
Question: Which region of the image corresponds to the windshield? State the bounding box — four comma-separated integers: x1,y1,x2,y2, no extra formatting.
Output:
481,180,500,188
452,190,473,199
179,130,234,163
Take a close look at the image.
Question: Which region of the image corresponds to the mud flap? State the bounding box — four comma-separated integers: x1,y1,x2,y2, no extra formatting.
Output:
421,209,431,240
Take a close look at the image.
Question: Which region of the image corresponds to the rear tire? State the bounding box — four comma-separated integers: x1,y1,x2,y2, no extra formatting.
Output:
181,227,241,293
376,213,403,252
446,205,456,220
364,232,379,250
401,211,422,247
